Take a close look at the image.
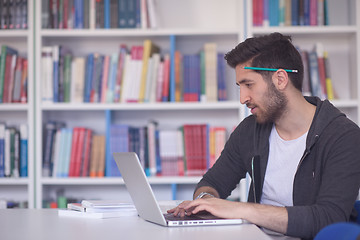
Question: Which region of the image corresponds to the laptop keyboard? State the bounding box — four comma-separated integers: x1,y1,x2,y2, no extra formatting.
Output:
164,212,222,221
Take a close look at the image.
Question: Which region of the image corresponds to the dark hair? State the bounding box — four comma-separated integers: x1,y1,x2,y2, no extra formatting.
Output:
224,32,304,91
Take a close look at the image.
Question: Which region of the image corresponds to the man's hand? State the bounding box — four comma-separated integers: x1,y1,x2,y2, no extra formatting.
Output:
167,198,242,219
168,198,288,234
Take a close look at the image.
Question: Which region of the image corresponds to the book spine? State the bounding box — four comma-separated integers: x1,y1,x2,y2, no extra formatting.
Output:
0,124,5,177
169,35,176,102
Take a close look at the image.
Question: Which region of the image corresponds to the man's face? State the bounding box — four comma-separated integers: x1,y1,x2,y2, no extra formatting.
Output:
235,64,288,124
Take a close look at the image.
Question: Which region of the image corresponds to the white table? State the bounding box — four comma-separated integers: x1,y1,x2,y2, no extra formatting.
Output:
0,209,272,240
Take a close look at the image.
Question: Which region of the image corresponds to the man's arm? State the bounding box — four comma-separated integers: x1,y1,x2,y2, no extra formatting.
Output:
184,198,288,234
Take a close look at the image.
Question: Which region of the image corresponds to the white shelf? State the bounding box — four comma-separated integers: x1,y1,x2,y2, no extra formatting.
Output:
252,26,358,36
331,99,359,108
41,176,202,185
0,30,30,38
40,28,239,37
0,104,29,111
41,101,240,111
0,178,30,185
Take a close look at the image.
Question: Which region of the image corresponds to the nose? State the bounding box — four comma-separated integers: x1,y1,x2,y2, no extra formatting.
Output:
239,87,250,105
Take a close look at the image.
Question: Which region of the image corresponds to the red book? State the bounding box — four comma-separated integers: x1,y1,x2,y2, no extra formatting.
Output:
81,129,93,177
12,57,23,103
68,128,80,177
74,128,86,177
63,0,69,29
317,56,327,98
161,54,170,102
20,59,28,103
3,54,17,103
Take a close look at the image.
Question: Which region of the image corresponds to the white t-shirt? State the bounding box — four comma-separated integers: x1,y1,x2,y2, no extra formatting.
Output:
260,125,308,207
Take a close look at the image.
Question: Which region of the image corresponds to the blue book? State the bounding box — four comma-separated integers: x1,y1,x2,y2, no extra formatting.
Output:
303,0,310,25
57,128,67,177
75,0,84,29
107,124,129,177
42,121,56,177
169,35,176,102
52,46,60,102
0,123,5,177
127,0,136,28
104,0,110,28
291,0,299,25
84,54,94,102
62,128,73,177
155,129,161,175
19,124,28,177
217,53,227,101
107,53,119,102
118,0,127,28
308,51,322,98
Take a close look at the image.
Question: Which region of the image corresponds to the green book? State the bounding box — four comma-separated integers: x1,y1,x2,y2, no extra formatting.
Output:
0,45,18,103
63,54,72,102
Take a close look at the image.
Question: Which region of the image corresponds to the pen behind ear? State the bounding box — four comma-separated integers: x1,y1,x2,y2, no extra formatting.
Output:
251,155,261,203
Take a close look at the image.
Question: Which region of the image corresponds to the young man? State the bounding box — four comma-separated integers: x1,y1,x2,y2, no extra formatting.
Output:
168,32,360,239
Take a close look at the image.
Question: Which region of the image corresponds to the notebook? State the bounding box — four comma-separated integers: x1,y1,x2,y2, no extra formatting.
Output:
113,152,244,227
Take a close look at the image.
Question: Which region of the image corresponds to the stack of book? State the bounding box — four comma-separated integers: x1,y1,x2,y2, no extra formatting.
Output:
58,199,137,219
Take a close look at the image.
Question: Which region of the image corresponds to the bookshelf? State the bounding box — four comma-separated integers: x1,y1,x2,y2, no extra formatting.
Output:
0,0,34,208
1,0,356,209
34,0,245,208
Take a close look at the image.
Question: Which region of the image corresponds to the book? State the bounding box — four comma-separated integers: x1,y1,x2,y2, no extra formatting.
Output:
106,52,119,102
323,51,335,100
52,45,60,102
12,57,23,102
3,52,17,103
41,46,54,103
81,199,134,208
67,202,136,213
315,43,327,99
107,125,129,177
0,123,5,177
20,58,27,103
139,39,160,102
300,50,312,97
204,43,218,102
70,57,85,103
308,50,323,99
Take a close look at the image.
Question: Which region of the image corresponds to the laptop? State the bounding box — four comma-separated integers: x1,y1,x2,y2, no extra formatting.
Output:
113,152,244,227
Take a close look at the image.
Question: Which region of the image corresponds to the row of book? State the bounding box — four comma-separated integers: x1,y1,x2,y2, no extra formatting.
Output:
42,121,228,178
0,199,28,208
253,0,329,27
42,0,158,30
41,40,227,104
0,45,28,104
0,123,28,178
299,42,335,100
0,0,28,30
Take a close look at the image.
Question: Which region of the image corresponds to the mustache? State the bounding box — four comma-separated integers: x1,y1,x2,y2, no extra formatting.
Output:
246,103,256,109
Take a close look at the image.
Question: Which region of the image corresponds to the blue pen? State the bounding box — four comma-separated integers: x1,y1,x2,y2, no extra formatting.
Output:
244,66,298,73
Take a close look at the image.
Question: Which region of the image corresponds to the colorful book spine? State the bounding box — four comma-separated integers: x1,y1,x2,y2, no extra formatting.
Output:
19,124,27,177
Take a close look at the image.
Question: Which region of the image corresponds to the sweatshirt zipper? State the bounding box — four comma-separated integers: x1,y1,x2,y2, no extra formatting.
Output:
296,135,319,173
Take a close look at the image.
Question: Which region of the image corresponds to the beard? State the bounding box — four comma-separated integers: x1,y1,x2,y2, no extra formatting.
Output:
249,82,288,124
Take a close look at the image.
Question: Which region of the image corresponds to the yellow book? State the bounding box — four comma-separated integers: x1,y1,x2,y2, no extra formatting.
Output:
138,40,160,102
323,51,335,100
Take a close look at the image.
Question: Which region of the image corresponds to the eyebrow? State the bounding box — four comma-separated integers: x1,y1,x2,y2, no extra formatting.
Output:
237,79,254,85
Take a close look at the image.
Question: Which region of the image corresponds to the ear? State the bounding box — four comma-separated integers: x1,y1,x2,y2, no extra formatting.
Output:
272,69,289,90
